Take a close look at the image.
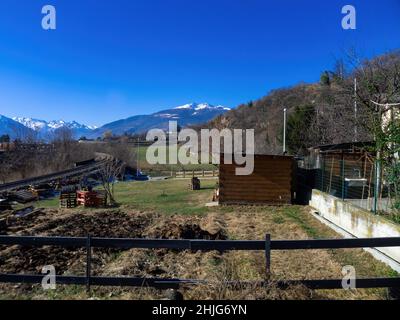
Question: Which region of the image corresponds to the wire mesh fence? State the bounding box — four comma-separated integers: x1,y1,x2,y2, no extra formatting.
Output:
299,154,399,217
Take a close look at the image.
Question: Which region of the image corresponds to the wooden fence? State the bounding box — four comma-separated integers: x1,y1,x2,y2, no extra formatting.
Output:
175,170,218,178
0,235,400,294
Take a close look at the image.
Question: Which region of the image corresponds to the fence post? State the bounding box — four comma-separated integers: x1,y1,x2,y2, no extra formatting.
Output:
341,155,345,200
265,234,271,279
86,234,92,295
373,160,379,215
321,156,325,192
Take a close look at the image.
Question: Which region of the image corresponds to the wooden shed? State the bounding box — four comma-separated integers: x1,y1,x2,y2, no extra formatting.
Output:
218,154,295,205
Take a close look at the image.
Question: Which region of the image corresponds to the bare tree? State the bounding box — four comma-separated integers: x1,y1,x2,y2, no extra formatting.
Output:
103,130,113,141
335,50,400,138
98,158,125,206
52,127,74,145
0,155,12,183
12,125,40,144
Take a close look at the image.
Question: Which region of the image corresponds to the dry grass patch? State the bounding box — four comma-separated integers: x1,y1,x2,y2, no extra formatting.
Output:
0,203,396,300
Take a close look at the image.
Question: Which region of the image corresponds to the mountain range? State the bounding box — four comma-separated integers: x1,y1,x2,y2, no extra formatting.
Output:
0,103,230,140
0,115,34,140
89,103,230,138
12,117,97,140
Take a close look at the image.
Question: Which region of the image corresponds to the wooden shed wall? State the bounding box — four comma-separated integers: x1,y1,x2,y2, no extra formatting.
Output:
219,155,294,205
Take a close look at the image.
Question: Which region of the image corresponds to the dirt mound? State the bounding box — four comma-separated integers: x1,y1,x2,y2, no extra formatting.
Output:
0,210,228,282
144,215,227,240
0,246,85,275
199,214,226,238
0,210,154,275
17,210,152,238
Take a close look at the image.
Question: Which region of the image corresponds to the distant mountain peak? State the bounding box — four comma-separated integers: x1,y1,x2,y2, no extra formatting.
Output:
10,117,97,139
174,103,195,110
12,117,48,131
13,117,96,131
174,102,230,111
89,102,231,138
0,114,35,139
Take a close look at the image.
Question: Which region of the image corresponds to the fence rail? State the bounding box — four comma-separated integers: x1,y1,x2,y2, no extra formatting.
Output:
1,274,400,291
175,170,218,178
0,235,399,293
2,235,400,250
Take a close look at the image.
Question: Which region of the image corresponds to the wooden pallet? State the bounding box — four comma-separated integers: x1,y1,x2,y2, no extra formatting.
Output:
60,192,77,208
76,191,107,208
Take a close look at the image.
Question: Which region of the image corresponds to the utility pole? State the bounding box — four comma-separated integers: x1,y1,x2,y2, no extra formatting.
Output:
137,137,140,176
354,78,358,142
283,108,287,155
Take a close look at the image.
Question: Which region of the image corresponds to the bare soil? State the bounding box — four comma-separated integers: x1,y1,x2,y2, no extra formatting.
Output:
0,206,395,300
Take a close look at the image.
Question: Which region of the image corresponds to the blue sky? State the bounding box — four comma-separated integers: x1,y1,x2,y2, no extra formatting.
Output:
0,0,399,126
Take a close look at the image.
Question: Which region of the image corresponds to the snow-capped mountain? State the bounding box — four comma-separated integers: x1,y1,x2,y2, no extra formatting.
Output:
0,115,36,140
12,117,97,139
89,102,230,138
174,102,230,111
1,103,230,140
47,120,97,131
12,117,48,132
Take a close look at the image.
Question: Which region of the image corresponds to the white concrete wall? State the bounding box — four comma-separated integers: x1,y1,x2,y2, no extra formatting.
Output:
309,189,400,264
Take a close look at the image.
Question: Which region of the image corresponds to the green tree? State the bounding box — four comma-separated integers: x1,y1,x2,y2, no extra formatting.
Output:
286,105,315,154
0,134,10,143
320,71,331,86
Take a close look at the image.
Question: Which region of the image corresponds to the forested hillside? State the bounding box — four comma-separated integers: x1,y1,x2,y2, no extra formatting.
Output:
207,50,400,155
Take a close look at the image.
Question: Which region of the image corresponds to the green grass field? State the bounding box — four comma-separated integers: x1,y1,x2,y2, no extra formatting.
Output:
137,145,218,173
34,178,218,215
113,178,217,215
